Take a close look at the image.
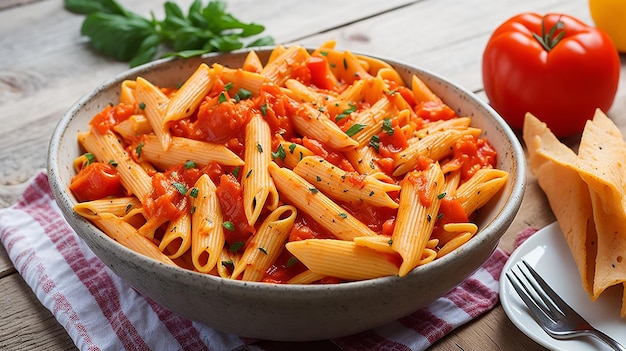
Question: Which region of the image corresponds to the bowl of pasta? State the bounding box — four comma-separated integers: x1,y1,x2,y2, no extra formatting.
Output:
48,43,525,341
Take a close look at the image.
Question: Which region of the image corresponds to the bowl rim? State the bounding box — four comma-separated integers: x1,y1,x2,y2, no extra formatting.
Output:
47,46,526,293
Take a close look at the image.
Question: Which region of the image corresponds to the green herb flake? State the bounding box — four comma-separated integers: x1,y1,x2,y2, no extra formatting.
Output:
338,212,348,219
335,103,357,121
256,143,263,153
229,241,245,252
108,160,118,167
125,203,133,213
221,260,234,269
258,247,267,255
271,144,286,162
223,82,233,91
260,103,268,116
288,143,297,154
189,187,199,198
232,166,240,178
286,256,299,267
218,91,228,103
246,169,253,178
135,142,144,157
388,239,393,246
84,153,95,166
382,118,394,135
344,123,366,137
309,187,319,194
172,182,187,195
369,134,380,152
184,160,196,169
235,88,252,101
316,176,322,182
138,102,146,110
437,192,447,200
223,221,236,231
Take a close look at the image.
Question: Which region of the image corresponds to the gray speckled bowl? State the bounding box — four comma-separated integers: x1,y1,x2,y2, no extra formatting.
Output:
47,48,525,341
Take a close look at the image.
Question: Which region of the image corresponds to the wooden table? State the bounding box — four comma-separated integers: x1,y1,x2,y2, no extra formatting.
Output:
1,0,624,350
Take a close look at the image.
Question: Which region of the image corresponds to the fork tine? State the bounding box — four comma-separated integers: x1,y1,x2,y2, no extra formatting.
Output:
506,269,553,324
520,260,580,317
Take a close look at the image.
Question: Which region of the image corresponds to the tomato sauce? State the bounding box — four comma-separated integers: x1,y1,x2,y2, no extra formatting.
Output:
449,135,497,180
90,103,135,134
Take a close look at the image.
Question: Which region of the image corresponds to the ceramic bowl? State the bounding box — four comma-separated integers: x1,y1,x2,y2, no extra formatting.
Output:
47,48,525,341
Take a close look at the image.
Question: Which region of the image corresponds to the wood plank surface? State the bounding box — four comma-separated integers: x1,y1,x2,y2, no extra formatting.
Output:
0,0,624,350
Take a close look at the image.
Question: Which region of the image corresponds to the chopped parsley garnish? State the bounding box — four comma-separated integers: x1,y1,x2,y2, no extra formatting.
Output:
223,82,233,91
218,91,228,103
309,187,319,194
246,169,253,178
172,182,187,195
271,144,286,161
258,247,267,255
108,160,118,167
260,103,268,116
223,221,235,231
382,118,394,135
437,192,447,200
83,153,95,166
256,143,263,153
189,187,199,198
335,103,357,121
221,260,234,269
345,123,366,137
232,166,240,178
234,88,252,102
286,256,299,267
288,143,297,154
229,241,244,252
135,142,144,157
138,102,146,110
369,135,380,152
184,160,196,169
338,213,348,219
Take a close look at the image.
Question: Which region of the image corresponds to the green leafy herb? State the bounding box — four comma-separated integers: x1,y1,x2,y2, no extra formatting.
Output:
369,134,380,152
184,160,196,169
260,103,268,116
382,118,394,135
138,102,146,110
172,182,187,195
258,247,267,255
108,159,118,167
223,221,235,231
256,143,263,153
234,88,252,101
221,260,234,269
344,123,366,137
229,241,244,252
83,153,95,166
223,82,233,91
271,144,286,162
218,91,228,103
232,166,240,178
335,103,357,121
135,141,144,157
286,256,298,267
338,212,348,219
64,0,275,67
189,187,199,198
437,192,447,200
288,143,297,154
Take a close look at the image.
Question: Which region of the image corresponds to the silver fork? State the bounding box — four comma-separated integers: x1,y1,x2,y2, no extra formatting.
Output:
506,260,626,351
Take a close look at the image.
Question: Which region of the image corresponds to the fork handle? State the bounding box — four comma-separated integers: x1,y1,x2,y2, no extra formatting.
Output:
589,329,626,351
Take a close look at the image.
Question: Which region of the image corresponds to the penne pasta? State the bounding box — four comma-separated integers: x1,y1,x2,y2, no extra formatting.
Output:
268,162,377,240
70,44,507,284
392,163,445,277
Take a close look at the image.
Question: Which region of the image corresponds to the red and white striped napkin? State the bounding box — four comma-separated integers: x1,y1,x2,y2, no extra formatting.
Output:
0,171,515,351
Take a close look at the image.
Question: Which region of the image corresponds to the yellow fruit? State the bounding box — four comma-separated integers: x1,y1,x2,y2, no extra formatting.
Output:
589,0,626,52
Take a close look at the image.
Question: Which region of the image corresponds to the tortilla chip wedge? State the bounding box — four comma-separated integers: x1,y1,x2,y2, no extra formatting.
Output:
524,109,626,318
523,113,596,297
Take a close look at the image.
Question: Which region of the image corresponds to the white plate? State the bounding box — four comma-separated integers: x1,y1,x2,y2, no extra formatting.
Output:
500,222,626,351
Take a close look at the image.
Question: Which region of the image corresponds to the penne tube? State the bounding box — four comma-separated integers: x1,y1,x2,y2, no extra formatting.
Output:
350,98,395,146
163,63,217,124
78,130,152,202
231,205,297,281
454,168,508,216
141,134,244,170
273,140,314,169
286,239,399,280
268,162,377,240
73,197,141,219
159,212,192,259
242,113,279,225
293,155,399,208
392,163,445,277
90,213,176,266
287,270,326,285
292,103,359,150
261,45,310,86
189,174,225,273
343,144,382,175
220,65,267,96
135,76,172,150
119,79,137,105
393,127,482,176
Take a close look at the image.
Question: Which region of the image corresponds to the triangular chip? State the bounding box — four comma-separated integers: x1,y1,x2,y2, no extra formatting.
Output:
576,109,626,298
523,113,596,297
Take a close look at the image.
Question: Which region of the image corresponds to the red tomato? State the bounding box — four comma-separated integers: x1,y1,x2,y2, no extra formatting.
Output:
69,162,122,202
306,55,338,91
482,13,620,137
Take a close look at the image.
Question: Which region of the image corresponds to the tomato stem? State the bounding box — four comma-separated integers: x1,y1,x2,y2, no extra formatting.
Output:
533,15,565,51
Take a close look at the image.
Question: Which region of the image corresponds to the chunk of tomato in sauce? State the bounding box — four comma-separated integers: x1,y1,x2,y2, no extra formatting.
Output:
69,162,122,202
